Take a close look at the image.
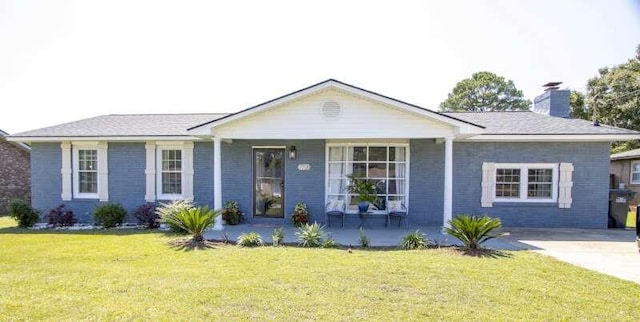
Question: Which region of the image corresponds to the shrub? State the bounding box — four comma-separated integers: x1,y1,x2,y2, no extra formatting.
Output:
46,204,76,227
322,237,337,248
156,199,196,233
359,228,370,248
93,202,127,228
162,206,219,242
133,203,158,229
400,230,429,250
237,231,265,247
296,222,325,247
445,214,506,250
8,199,40,228
291,202,310,227
221,200,242,225
272,227,285,247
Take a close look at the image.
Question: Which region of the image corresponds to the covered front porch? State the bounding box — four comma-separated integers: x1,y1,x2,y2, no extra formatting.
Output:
187,80,486,230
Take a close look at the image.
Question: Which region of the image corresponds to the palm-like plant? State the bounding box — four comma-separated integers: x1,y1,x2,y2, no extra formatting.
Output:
444,215,505,250
296,222,326,247
161,206,220,242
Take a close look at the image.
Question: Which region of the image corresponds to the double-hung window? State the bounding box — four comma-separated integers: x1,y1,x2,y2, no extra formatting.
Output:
157,148,183,199
494,163,558,202
71,142,107,200
327,144,409,212
78,149,98,194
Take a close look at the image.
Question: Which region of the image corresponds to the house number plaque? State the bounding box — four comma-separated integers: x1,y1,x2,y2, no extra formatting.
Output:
297,164,311,171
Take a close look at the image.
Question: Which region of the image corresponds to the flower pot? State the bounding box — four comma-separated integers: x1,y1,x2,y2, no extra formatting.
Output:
358,202,369,213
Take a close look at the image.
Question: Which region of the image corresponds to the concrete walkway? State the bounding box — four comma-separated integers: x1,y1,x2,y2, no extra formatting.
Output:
501,228,640,284
203,223,523,250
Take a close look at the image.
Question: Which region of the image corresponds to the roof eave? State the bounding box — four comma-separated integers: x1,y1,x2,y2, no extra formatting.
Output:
7,135,204,143
462,134,640,142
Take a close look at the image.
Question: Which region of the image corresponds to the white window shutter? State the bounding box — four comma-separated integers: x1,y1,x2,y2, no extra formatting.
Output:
144,142,156,202
60,142,72,201
558,163,574,208
481,162,495,207
97,142,109,201
182,142,195,199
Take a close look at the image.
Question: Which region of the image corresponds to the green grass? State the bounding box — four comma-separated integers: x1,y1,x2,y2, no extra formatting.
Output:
1,217,639,320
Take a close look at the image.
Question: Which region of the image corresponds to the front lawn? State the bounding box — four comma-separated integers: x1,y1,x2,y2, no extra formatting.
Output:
1,217,639,320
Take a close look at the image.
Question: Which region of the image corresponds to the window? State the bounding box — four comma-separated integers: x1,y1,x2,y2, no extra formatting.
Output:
78,149,98,194
71,142,107,200
157,148,182,198
631,162,640,184
327,144,409,212
494,163,558,202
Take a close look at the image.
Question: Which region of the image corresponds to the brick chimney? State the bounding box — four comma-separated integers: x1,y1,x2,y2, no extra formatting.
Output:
533,82,570,118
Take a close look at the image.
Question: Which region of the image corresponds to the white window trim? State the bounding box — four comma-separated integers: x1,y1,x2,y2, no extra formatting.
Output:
325,142,410,214
494,163,558,203
631,161,640,185
71,142,108,200
155,141,194,201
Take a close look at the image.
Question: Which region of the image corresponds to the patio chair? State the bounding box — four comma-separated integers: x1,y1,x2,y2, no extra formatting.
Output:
325,199,345,228
386,201,408,228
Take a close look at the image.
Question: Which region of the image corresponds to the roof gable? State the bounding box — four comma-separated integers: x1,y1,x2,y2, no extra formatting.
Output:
188,79,485,137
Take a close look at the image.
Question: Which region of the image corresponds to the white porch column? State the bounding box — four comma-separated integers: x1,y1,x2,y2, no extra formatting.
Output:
443,136,453,229
212,137,224,230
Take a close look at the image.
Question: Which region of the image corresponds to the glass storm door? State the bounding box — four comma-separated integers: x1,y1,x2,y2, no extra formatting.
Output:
253,149,285,218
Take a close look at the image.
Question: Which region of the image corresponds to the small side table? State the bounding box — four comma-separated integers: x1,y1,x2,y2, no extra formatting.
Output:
358,211,373,229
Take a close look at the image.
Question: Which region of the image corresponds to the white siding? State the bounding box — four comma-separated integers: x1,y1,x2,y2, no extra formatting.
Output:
213,90,455,139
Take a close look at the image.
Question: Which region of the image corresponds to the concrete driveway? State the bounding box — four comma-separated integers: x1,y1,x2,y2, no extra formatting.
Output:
502,228,640,284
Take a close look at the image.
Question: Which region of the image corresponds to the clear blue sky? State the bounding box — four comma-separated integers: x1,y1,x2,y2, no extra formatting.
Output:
1,0,639,134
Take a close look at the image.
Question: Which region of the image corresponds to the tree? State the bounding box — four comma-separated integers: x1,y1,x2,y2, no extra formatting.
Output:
569,90,590,120
586,45,640,153
439,71,532,112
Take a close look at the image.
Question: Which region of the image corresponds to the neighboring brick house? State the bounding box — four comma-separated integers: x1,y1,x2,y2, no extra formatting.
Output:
0,129,31,214
610,148,640,208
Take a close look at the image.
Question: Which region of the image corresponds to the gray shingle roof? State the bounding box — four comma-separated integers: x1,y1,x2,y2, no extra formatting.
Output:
444,111,639,135
11,114,228,137
9,110,639,139
611,148,640,160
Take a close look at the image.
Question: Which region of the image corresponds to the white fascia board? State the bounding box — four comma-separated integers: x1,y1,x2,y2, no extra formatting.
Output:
6,136,202,143
187,80,486,136
461,134,640,142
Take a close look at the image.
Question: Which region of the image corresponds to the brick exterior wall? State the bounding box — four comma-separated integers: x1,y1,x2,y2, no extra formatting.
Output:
30,139,611,228
0,138,30,214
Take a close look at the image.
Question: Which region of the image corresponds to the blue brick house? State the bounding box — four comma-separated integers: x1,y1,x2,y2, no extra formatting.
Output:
8,80,640,229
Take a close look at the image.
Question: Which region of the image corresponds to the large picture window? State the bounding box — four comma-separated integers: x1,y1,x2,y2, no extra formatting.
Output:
494,163,558,202
327,144,409,212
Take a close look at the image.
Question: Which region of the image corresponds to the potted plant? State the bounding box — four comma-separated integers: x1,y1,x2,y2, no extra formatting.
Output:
221,200,242,225
291,202,310,227
346,174,378,213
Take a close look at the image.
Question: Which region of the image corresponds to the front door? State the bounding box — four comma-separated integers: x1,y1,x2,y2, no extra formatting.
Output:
253,148,285,218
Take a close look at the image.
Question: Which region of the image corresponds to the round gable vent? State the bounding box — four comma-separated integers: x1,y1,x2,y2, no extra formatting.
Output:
322,101,342,119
